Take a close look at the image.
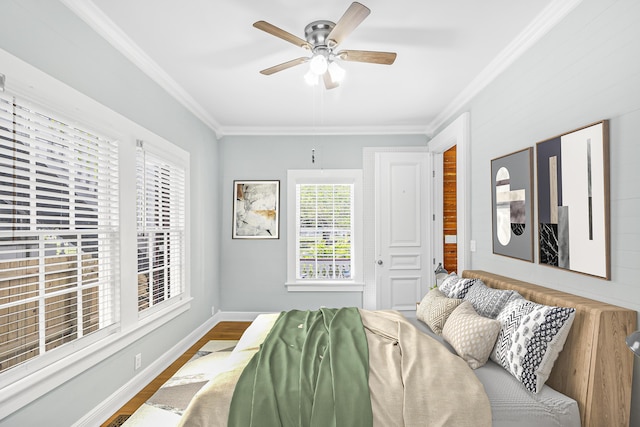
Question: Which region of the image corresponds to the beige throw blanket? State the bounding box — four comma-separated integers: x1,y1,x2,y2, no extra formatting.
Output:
179,310,491,427
361,309,491,426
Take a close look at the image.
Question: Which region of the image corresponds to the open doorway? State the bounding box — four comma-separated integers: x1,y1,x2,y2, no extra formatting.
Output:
428,112,470,277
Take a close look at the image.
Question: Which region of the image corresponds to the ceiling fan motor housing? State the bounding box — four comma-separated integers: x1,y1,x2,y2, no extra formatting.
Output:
305,20,336,54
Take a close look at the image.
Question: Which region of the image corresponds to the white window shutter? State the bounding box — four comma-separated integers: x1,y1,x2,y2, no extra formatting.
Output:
135,146,186,313
296,183,354,281
0,92,119,374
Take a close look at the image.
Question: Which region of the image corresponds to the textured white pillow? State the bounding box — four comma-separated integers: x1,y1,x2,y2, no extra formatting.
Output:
417,288,463,335
442,301,501,369
491,298,576,393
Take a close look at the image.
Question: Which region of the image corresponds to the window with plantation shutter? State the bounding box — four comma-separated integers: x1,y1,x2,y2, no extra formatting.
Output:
0,58,192,416
298,183,353,279
0,92,119,374
287,169,363,291
136,143,186,313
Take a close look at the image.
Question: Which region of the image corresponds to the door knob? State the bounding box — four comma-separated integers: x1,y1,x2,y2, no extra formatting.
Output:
377,259,383,265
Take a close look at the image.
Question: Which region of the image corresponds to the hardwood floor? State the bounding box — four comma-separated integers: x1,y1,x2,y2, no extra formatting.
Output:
101,321,251,427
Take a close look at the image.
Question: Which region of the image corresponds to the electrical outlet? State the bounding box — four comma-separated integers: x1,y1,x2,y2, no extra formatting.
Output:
211,306,216,316
134,353,142,370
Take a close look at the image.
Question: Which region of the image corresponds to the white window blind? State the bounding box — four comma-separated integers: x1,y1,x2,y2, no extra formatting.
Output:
0,92,119,374
136,144,185,313
296,183,354,280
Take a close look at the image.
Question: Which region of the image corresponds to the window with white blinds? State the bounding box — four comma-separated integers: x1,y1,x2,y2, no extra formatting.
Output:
297,183,353,280
287,169,363,289
136,144,185,313
0,92,119,374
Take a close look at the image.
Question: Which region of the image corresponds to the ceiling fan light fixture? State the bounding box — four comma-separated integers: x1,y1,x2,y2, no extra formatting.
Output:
309,54,328,75
328,61,346,83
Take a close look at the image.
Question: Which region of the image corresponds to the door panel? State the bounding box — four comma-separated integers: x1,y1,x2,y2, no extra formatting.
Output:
375,152,431,313
390,276,421,311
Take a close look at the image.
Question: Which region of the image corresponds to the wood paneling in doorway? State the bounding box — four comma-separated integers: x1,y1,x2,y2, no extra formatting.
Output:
443,146,457,273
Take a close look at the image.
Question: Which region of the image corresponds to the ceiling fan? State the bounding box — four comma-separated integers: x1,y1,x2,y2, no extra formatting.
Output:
253,2,397,89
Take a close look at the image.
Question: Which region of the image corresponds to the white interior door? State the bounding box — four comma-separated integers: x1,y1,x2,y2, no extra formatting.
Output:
375,151,431,313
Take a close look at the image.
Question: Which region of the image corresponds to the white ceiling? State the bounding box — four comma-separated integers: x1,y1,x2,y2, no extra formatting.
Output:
61,0,580,138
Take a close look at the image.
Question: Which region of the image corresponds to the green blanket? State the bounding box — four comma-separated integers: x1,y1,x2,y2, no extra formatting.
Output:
228,307,373,427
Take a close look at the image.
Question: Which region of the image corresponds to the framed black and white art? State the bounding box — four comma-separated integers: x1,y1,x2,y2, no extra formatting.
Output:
491,147,534,262
536,121,610,279
232,180,280,239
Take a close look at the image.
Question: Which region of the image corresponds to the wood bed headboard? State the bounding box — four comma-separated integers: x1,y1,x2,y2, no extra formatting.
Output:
462,270,637,427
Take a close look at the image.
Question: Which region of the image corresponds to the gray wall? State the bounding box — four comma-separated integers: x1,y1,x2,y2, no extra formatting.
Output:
219,134,425,311
0,1,220,426
434,0,640,423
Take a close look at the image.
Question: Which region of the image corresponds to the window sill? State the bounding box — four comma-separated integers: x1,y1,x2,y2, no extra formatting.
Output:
285,282,365,292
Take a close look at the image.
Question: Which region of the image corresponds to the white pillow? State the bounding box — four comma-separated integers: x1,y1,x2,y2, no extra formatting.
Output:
491,298,576,393
442,301,501,369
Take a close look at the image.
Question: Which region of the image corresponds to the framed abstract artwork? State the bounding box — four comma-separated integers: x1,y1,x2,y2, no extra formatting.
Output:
232,180,280,239
491,147,534,262
536,120,610,279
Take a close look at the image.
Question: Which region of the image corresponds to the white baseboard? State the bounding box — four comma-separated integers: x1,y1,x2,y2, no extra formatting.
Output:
218,310,273,321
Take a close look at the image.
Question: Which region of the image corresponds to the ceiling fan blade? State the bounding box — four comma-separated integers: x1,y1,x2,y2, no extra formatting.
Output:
327,2,370,47
260,57,309,75
337,50,397,65
323,71,339,90
253,21,312,50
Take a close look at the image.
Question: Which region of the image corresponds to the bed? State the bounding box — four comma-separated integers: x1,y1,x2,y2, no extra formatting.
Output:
179,270,636,427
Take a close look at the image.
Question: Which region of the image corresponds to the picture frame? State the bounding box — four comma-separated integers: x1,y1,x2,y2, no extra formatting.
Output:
232,180,280,239
491,147,534,262
536,120,610,279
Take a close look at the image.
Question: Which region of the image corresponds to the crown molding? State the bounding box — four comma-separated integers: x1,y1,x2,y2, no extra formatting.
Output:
60,0,223,139
425,0,583,137
218,124,428,137
62,0,581,139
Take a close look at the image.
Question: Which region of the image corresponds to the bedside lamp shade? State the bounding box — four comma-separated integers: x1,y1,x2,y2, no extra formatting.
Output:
434,263,448,279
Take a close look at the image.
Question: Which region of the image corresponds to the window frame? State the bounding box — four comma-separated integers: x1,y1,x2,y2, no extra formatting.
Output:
0,90,121,378
286,169,364,292
135,141,187,317
0,49,191,419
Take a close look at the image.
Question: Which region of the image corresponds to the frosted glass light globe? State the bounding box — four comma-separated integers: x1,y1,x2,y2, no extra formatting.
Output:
309,54,328,75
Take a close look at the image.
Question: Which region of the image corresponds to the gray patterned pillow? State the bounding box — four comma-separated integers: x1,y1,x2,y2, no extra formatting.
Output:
437,273,460,296
491,298,576,393
417,288,463,335
463,281,522,318
447,278,480,299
